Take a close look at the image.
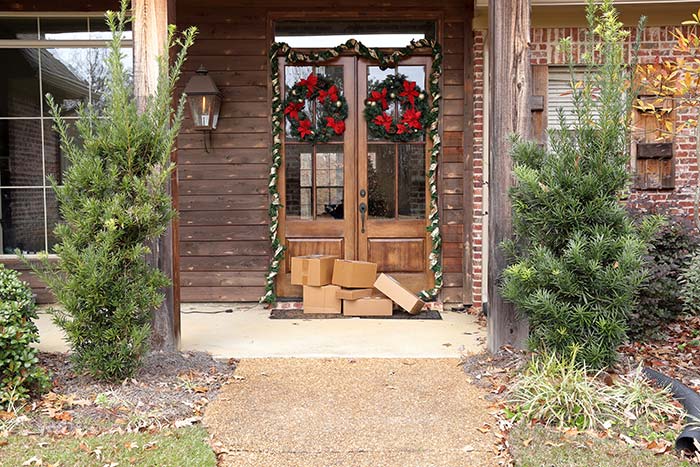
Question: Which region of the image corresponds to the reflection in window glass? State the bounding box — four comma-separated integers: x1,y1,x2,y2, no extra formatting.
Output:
285,145,313,220
0,119,45,187
0,14,134,253
0,188,46,254
316,145,343,219
89,17,133,40
367,144,395,218
0,18,37,40
398,145,425,219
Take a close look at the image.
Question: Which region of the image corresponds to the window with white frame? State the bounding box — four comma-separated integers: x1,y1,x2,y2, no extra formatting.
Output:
0,14,133,254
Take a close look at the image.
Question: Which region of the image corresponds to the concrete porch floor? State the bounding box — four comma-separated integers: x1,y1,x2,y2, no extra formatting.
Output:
35,303,486,359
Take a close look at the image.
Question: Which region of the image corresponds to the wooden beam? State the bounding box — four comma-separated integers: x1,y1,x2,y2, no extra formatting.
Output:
133,0,179,351
463,0,475,307
486,0,530,352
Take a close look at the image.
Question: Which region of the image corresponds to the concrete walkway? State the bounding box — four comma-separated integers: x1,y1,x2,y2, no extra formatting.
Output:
35,303,486,359
205,358,498,467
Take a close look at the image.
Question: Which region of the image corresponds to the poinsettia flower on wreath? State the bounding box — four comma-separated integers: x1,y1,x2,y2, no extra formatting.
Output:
297,119,313,138
373,112,394,132
402,108,423,129
396,124,409,135
284,101,303,120
368,88,389,110
325,117,345,135
318,85,339,104
299,73,318,97
399,80,420,107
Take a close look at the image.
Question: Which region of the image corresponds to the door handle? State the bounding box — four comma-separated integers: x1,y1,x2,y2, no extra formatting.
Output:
359,202,367,233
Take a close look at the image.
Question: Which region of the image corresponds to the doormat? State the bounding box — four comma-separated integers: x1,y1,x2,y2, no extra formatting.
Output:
269,309,442,320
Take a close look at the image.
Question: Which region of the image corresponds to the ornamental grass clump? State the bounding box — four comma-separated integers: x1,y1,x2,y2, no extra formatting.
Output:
508,353,684,431
500,0,660,368
30,0,196,382
0,264,49,409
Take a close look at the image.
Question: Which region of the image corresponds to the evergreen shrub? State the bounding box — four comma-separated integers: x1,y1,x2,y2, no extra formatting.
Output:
500,0,659,368
30,0,196,381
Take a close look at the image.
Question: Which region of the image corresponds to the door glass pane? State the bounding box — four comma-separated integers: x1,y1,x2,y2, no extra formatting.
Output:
315,65,344,143
0,119,45,186
0,188,46,254
367,144,395,218
285,65,313,139
398,144,426,219
0,49,41,117
397,65,426,142
285,145,313,220
367,67,395,141
316,145,343,219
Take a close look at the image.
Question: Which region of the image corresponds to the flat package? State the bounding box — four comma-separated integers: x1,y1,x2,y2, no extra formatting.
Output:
331,260,377,288
343,297,393,317
291,255,337,286
336,288,374,300
373,273,425,314
303,285,342,314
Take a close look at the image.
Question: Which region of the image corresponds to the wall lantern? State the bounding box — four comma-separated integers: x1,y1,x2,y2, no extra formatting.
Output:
184,65,221,152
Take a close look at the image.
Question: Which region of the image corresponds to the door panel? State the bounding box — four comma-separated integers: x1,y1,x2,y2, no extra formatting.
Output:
277,57,356,298
357,57,433,294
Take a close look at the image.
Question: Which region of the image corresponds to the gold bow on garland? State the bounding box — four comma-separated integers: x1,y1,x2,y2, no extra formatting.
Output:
261,38,444,304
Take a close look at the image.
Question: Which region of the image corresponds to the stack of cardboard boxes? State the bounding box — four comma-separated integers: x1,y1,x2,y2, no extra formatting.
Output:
291,255,425,316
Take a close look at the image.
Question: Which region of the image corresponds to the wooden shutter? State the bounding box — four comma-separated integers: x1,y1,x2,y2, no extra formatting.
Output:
530,65,548,144
632,96,675,190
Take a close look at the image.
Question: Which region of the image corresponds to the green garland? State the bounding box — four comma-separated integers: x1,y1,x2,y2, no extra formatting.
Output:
364,74,430,142
262,38,443,304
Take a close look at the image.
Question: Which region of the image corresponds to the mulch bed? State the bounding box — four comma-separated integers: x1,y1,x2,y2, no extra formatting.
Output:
3,351,236,436
269,308,442,320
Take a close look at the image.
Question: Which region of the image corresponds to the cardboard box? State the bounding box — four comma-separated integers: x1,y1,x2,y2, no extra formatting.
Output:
373,273,425,314
336,288,374,300
303,285,342,314
343,297,393,317
291,255,337,286
331,260,377,288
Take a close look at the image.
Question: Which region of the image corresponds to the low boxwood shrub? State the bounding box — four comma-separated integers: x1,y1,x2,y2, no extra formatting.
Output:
0,264,49,409
628,211,699,339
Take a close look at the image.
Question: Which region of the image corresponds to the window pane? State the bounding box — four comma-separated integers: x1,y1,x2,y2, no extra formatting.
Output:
89,17,133,41
284,65,313,139
0,119,45,186
315,65,344,143
46,189,61,253
367,66,394,142
285,144,313,220
44,119,76,185
39,17,88,40
398,144,425,219
275,20,435,48
0,18,38,40
42,48,91,116
367,144,395,219
0,49,41,117
316,145,343,219
0,188,46,254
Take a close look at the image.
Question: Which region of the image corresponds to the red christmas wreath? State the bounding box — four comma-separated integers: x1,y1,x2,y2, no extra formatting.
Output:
284,72,348,143
364,74,429,142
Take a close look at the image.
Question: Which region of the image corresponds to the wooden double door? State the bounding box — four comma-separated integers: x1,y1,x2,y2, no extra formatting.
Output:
277,55,434,297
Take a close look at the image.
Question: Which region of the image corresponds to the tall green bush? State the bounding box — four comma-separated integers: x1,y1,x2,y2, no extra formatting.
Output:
30,1,196,381
0,265,49,409
500,0,659,368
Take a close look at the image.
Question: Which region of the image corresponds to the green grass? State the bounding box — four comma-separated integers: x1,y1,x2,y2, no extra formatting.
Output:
0,427,216,467
509,424,692,467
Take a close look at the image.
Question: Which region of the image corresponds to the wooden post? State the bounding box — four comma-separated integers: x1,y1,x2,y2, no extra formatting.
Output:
486,0,530,352
133,0,179,350
463,0,475,307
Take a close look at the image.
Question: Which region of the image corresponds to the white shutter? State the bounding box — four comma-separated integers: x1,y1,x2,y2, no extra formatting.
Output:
547,67,579,129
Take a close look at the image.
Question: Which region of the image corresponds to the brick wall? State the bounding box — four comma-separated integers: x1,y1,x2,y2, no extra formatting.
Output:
470,25,700,309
